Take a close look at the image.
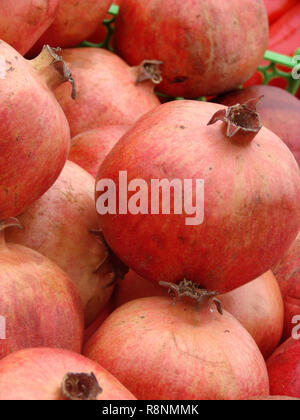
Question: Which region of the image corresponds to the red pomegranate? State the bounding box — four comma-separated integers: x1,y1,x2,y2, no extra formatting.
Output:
54,48,161,137
96,100,300,294
0,219,84,360
0,0,59,55
0,348,136,400
114,0,268,98
69,126,130,178
112,270,283,359
0,41,72,219
30,0,112,54
6,161,121,327
214,85,300,167
263,0,298,24
267,337,300,398
273,232,300,339
84,296,269,400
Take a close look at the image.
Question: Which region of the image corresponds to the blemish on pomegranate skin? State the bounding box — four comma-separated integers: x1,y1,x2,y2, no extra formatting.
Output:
171,76,189,84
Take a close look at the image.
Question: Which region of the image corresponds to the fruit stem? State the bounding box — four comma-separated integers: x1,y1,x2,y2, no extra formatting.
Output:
208,96,264,140
159,279,223,315
0,218,22,248
133,60,163,85
61,372,102,401
30,45,76,99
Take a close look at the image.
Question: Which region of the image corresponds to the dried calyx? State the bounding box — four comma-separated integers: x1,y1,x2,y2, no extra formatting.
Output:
61,372,102,401
135,60,163,85
90,229,129,288
30,45,76,99
208,96,264,138
159,279,223,315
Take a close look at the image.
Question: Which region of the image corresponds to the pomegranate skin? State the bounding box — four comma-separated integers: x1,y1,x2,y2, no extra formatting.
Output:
215,85,300,167
267,337,300,398
114,0,268,98
0,238,84,360
31,0,112,53
112,270,284,359
54,48,161,137
84,297,269,400
273,232,300,339
0,41,70,219
0,348,136,400
69,126,130,178
0,0,59,55
6,161,115,327
96,100,300,294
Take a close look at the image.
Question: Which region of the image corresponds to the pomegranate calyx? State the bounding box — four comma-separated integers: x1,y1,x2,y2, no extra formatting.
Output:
89,229,129,287
159,279,223,314
136,60,163,85
61,372,102,401
0,217,22,232
208,96,264,138
30,45,76,99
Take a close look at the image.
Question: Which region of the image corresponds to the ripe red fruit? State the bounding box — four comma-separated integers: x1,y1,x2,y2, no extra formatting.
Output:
0,0,59,55
219,271,284,359
54,48,161,137
112,270,283,359
0,348,136,400
30,0,112,53
84,296,269,400
114,0,268,98
96,100,300,294
273,232,300,339
69,126,130,178
6,161,118,327
0,41,72,219
267,337,300,398
249,395,299,400
263,0,298,24
0,219,84,360
214,85,300,167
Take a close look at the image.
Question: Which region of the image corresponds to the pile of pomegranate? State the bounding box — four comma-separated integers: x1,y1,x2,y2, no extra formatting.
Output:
0,0,299,401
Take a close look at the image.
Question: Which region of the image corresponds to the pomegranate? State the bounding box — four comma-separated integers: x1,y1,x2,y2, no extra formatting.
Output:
273,232,300,339
0,219,84,360
267,337,300,398
0,0,59,55
214,85,300,167
112,270,283,359
84,296,269,400
54,48,162,137
96,100,300,294
219,271,284,359
69,126,130,178
30,0,112,54
0,41,73,219
0,348,136,400
6,161,125,327
114,0,268,98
